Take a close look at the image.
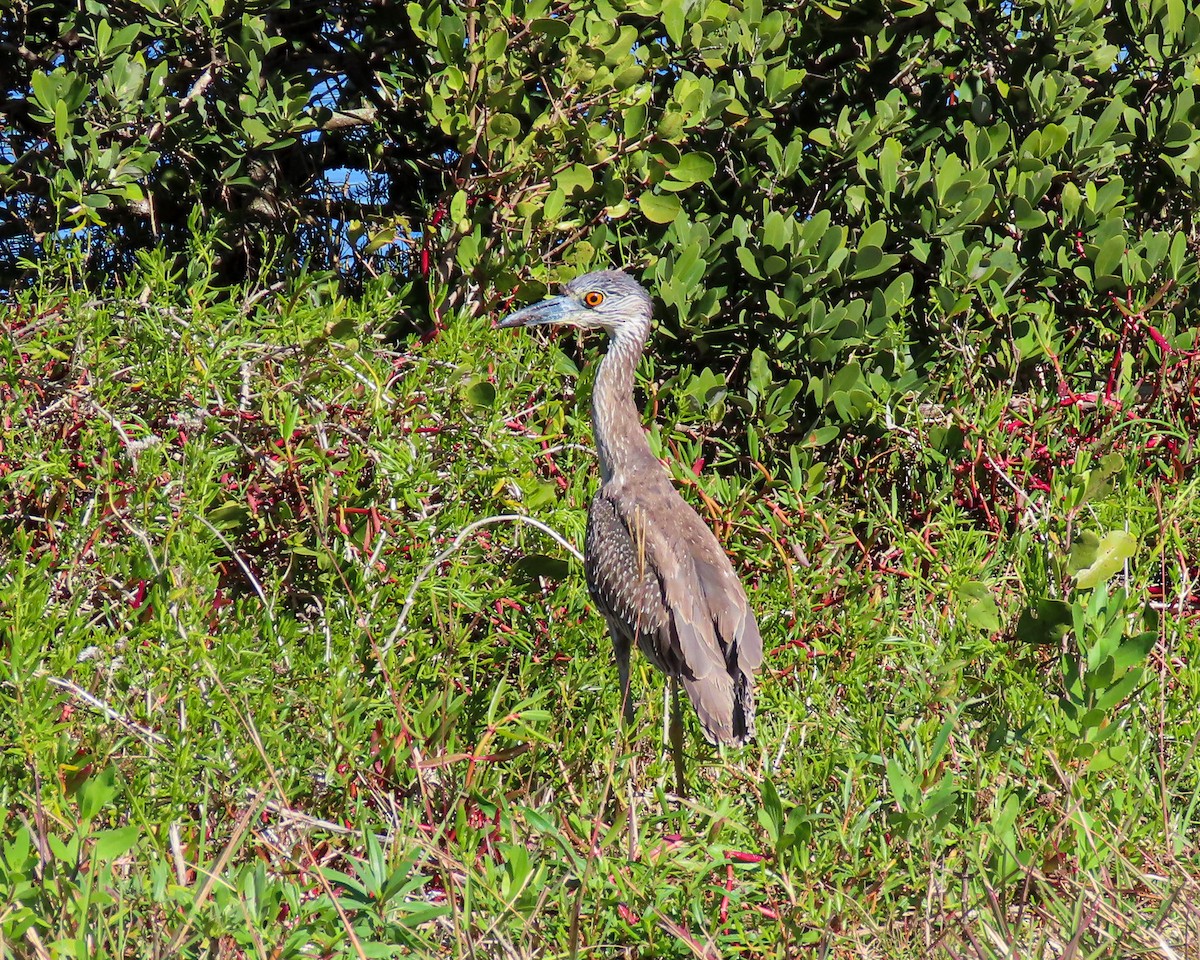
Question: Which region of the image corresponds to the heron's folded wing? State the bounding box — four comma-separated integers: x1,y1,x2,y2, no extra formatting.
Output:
584,492,669,637
688,542,762,671
588,485,760,680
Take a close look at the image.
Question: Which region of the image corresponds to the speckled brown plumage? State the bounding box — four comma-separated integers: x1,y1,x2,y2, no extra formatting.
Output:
500,269,762,747
586,480,761,746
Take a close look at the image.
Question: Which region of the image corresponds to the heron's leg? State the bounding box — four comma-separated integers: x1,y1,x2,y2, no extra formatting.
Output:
661,682,671,748
669,677,686,797
627,770,640,862
613,632,634,725
611,630,639,854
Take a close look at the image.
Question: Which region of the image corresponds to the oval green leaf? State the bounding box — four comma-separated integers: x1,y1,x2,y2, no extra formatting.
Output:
530,18,570,38
668,152,716,184
487,113,521,139
1074,530,1137,589
638,191,681,224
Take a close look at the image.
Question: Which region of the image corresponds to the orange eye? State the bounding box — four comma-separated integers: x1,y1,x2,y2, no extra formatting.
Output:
583,291,605,308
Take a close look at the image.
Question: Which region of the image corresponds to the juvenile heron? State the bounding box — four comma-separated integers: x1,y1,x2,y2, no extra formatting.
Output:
499,269,762,785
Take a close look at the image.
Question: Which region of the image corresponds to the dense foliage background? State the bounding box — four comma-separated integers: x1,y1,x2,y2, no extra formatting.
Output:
7,0,1200,428
4,0,1200,956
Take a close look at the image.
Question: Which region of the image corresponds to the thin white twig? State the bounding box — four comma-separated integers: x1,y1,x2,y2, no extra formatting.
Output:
365,528,389,580
258,797,359,836
773,723,791,773
169,822,188,885
76,394,134,447
23,927,51,960
539,442,596,459
383,514,582,655
42,674,167,745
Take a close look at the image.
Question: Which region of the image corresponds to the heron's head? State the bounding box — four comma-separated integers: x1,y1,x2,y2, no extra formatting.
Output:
498,269,652,338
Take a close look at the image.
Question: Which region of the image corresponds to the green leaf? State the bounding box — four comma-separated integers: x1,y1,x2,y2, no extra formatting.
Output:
1170,231,1188,275
54,98,70,148
208,502,250,529
803,425,840,446
554,163,594,196
748,348,771,391
662,0,686,44
92,826,141,861
958,582,1000,633
30,70,54,114
1110,632,1156,673
1013,196,1046,230
463,380,496,407
487,113,522,139
1068,530,1101,574
879,137,900,196
1074,530,1138,589
242,116,271,146
886,758,917,811
513,554,571,580
1093,667,1144,712
1093,233,1126,280
485,28,507,60
1015,598,1073,644
78,767,120,824
736,246,763,279
543,188,565,222
638,191,681,223
929,713,957,765
521,805,556,833
667,153,716,184
852,247,900,280
1061,181,1081,220
759,777,783,844
762,254,788,275
530,18,570,38
1166,0,1184,34
763,210,792,250
1088,742,1128,773
613,65,643,89
1081,452,1124,504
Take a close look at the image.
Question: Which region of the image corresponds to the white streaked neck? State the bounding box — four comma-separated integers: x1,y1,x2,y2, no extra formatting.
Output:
591,319,655,485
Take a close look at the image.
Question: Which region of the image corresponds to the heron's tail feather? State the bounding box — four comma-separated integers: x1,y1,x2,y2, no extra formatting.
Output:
683,666,756,747
731,666,756,745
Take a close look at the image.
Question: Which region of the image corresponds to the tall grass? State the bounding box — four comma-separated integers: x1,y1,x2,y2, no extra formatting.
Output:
2,253,1198,957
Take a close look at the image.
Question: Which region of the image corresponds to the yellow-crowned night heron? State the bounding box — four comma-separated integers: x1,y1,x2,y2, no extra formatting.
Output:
500,269,762,785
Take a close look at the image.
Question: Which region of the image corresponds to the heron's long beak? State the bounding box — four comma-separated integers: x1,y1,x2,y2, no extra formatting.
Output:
497,295,578,329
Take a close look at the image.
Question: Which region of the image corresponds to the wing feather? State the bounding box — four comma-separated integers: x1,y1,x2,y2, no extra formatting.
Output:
585,493,667,639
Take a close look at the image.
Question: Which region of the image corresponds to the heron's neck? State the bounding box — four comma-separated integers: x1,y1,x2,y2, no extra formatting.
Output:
592,320,655,485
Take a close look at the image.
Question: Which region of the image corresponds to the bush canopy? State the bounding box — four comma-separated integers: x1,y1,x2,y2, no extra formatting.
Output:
4,0,1200,434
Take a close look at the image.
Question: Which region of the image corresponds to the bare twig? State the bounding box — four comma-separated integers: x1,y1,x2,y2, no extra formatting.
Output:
164,786,268,956
147,56,225,143
383,514,582,654
42,674,167,746
319,107,378,131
